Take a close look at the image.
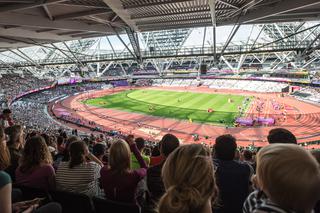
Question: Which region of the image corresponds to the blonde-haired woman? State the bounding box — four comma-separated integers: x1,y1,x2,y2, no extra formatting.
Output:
158,144,217,213
100,135,147,203
244,144,320,213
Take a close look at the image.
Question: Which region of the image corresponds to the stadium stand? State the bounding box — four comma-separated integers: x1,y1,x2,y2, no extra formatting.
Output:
292,86,320,104
152,78,288,92
0,71,319,213
1,0,320,210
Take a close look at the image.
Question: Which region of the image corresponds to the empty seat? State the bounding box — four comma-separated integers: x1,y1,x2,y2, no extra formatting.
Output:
93,196,140,213
50,190,94,213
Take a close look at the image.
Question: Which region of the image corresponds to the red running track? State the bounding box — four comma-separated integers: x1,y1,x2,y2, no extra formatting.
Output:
50,86,320,148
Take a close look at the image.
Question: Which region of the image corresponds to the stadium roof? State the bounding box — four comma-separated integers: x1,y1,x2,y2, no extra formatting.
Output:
0,0,320,51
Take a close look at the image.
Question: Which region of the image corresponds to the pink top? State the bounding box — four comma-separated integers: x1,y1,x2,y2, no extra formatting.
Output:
100,143,147,203
15,164,55,191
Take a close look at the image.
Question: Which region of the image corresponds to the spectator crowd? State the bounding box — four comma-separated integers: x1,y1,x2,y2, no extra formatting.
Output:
0,74,319,213
0,106,319,213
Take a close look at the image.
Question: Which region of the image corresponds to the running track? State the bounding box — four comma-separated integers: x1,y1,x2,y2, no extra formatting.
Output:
50,86,320,148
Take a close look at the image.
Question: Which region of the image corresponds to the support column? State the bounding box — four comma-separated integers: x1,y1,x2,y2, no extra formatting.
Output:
209,0,217,65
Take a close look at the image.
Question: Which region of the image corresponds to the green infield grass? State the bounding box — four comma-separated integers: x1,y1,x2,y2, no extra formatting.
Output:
84,89,252,125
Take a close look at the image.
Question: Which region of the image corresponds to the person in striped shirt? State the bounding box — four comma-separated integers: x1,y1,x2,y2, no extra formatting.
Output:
56,141,103,197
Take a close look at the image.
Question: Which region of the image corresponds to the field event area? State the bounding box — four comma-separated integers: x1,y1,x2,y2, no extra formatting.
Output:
84,89,252,125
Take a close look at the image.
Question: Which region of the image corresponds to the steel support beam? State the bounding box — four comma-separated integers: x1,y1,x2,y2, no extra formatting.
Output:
0,27,76,41
131,8,231,21
253,23,320,50
0,0,35,3
62,42,84,66
125,28,142,63
221,56,234,70
112,27,136,59
301,33,320,56
16,49,41,67
220,24,240,57
8,49,40,67
0,0,67,13
226,0,320,24
209,0,217,64
99,61,114,76
54,9,112,20
42,5,53,21
102,0,138,31
122,0,194,9
50,43,78,65
0,13,113,33
202,27,207,54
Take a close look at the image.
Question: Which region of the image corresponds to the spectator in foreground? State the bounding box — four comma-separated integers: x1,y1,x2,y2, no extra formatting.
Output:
131,137,150,169
213,134,252,213
56,141,102,196
15,136,56,191
0,109,14,128
5,125,24,181
147,133,180,207
267,128,297,144
100,136,147,203
0,127,61,213
158,144,217,213
244,144,320,212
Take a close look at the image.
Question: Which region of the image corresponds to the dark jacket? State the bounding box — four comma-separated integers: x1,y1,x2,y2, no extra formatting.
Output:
213,159,251,213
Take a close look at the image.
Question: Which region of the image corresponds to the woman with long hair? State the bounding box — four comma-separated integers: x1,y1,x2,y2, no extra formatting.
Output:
5,125,24,181
158,144,218,213
16,136,55,191
100,135,147,203
56,141,102,196
0,127,61,213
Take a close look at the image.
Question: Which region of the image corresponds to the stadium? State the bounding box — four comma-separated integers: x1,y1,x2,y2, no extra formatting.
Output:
0,0,320,213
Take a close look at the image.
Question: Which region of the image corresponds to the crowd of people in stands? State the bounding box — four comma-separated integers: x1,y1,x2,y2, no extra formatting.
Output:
292,86,320,104
153,79,288,93
0,73,320,212
0,73,52,102
6,82,109,135
0,107,319,213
